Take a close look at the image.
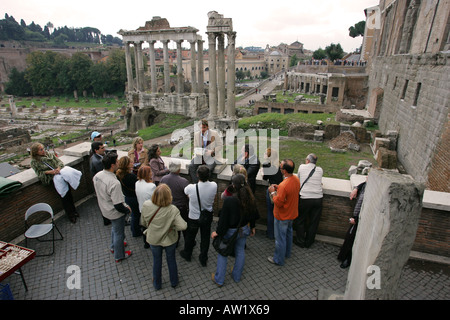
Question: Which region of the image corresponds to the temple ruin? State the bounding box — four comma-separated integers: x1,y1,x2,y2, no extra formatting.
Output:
118,12,238,132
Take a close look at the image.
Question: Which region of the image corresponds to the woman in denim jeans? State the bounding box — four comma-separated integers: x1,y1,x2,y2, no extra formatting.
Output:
141,184,187,290
211,174,259,287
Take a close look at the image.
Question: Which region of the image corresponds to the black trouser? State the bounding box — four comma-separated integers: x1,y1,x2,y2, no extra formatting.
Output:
61,188,77,220
183,213,213,264
177,205,189,244
294,197,323,247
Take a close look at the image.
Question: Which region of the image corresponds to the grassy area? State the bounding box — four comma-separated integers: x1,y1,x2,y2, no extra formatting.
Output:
154,112,375,180
5,96,126,111
238,112,338,136
137,114,193,141
279,139,375,180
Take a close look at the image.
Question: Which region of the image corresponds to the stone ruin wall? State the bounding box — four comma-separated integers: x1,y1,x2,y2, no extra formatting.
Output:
371,52,449,192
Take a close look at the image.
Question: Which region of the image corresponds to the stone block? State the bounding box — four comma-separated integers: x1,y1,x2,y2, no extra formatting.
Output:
314,130,324,142
348,165,358,176
373,137,390,153
376,147,397,169
344,169,424,300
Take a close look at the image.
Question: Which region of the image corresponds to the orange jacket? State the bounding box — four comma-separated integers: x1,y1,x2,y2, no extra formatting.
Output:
273,175,300,221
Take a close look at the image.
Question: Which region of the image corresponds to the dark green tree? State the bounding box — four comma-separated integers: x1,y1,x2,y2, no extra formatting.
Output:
325,43,344,61
4,68,33,96
313,48,327,60
349,21,366,38
68,52,93,94
25,51,68,95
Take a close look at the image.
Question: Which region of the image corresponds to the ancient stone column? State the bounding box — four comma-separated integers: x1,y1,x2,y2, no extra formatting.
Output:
163,40,170,93
226,32,236,119
197,40,204,94
176,40,183,95
124,42,134,91
344,170,424,300
149,41,157,93
190,41,197,94
207,32,217,119
133,44,140,91
217,33,225,117
136,41,145,91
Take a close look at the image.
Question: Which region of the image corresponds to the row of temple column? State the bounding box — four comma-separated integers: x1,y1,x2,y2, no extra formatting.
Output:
123,32,237,119
207,31,236,120
124,39,205,95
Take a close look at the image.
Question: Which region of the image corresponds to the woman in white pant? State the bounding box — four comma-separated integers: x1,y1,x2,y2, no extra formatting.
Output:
30,143,82,223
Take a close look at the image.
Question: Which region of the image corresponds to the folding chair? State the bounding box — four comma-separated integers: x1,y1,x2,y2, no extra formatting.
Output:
24,203,63,256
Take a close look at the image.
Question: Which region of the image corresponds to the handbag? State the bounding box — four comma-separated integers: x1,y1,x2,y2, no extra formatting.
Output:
196,184,212,225
213,208,244,257
213,229,239,257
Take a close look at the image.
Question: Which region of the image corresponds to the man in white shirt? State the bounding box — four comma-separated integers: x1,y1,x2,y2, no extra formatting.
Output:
180,165,217,267
294,153,323,248
188,119,223,183
93,152,131,262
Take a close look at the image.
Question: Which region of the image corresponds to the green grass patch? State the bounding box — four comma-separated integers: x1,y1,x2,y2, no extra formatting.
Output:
238,112,338,135
279,140,375,180
137,114,192,141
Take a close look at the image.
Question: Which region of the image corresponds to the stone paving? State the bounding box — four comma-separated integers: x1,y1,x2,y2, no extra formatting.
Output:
3,196,449,301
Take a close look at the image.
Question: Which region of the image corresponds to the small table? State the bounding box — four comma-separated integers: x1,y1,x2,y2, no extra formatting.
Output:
0,241,36,291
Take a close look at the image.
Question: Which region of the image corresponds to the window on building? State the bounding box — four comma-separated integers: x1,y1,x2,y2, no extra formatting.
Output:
413,82,421,106
401,80,409,100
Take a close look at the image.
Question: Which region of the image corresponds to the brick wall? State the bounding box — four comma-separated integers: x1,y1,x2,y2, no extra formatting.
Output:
0,156,94,241
426,116,450,192
370,52,449,192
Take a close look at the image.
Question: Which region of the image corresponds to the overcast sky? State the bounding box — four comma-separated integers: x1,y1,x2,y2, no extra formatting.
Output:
2,0,377,53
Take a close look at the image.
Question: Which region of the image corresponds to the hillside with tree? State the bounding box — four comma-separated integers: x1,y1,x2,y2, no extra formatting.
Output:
0,13,122,46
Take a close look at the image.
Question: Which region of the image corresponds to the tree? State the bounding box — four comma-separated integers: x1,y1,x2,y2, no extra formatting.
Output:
236,70,245,82
68,52,93,94
25,51,69,95
349,21,366,38
325,43,344,61
289,54,299,67
313,48,327,60
105,49,127,93
89,62,111,96
4,68,33,96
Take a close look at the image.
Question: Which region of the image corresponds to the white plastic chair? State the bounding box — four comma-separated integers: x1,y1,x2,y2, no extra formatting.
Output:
25,203,63,256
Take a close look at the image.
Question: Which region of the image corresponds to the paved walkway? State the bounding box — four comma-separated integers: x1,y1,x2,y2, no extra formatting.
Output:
3,196,449,302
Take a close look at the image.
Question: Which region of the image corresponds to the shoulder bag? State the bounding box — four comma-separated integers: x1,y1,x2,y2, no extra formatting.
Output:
213,207,244,257
196,183,212,225
300,166,316,191
147,207,161,227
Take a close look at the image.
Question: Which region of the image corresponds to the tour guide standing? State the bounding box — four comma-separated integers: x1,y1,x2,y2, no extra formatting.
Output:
93,152,132,263
267,159,300,266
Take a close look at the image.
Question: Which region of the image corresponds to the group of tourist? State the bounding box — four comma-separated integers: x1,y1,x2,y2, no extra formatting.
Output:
29,120,364,291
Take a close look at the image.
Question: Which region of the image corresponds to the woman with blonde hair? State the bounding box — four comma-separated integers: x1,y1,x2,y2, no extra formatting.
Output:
128,137,149,175
141,184,187,290
116,156,140,237
30,142,81,223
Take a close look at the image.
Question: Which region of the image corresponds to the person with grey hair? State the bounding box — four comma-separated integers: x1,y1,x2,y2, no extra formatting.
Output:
294,153,323,248
160,160,190,244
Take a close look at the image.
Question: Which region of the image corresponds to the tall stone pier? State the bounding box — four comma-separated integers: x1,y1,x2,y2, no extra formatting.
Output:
344,169,424,300
206,11,238,132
